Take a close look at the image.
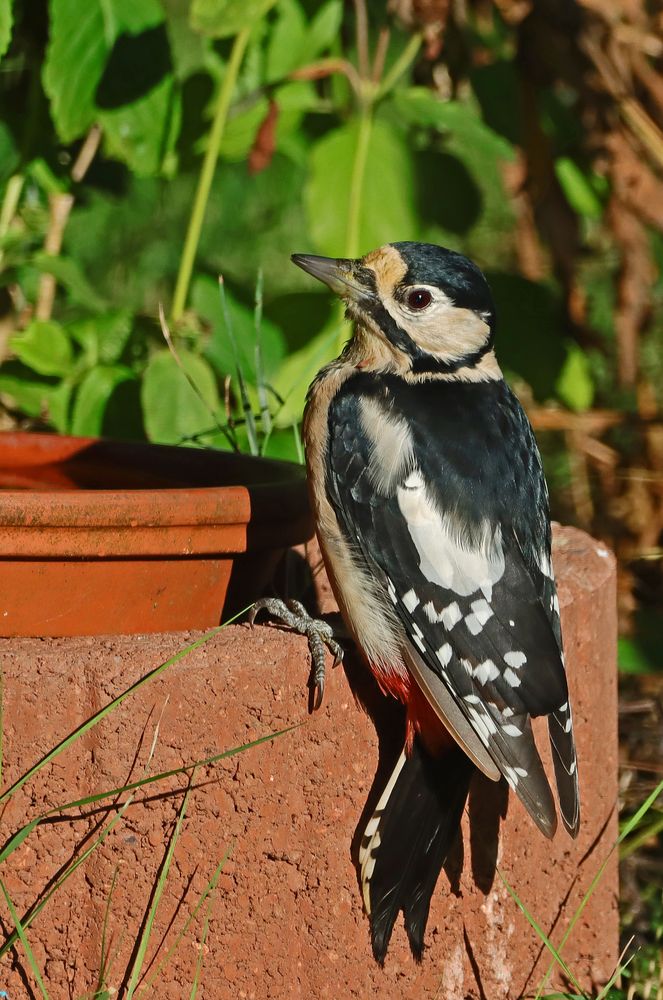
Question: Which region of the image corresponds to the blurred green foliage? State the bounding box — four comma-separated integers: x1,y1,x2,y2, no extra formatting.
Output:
0,0,616,464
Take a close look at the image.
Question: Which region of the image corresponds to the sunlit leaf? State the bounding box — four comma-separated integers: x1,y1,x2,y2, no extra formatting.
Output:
68,311,133,366
306,118,417,256
10,321,73,376
271,322,339,427
554,157,603,220
266,0,307,82
0,367,53,417
43,0,176,173
32,252,108,312
394,87,515,162
0,121,18,184
555,343,594,412
307,0,343,58
193,274,285,381
70,365,135,435
142,347,221,444
0,0,14,61
48,378,74,432
190,0,275,38
101,73,182,176
43,0,107,141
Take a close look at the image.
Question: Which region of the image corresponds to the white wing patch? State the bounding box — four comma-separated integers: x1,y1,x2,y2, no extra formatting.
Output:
396,471,505,597
464,597,494,635
360,396,414,495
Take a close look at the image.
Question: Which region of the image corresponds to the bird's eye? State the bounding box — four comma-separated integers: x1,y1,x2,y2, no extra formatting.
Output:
406,288,432,310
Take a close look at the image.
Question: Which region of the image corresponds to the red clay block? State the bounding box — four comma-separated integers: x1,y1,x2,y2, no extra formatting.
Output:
0,525,618,998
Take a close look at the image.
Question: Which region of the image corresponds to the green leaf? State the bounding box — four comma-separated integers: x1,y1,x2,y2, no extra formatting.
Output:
43,0,108,142
190,0,275,38
221,95,269,161
394,87,515,162
70,365,135,435
10,321,73,376
0,121,18,185
193,275,285,382
618,636,658,674
555,343,594,412
0,879,50,999
100,73,182,176
266,0,307,82
141,348,221,444
70,314,127,364
307,0,343,58
306,118,417,256
554,157,603,220
47,379,74,432
0,365,53,417
0,0,14,61
43,0,175,170
32,252,108,312
68,310,133,365
161,0,210,79
271,322,340,427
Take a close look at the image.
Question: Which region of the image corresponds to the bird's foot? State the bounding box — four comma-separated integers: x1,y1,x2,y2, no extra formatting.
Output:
248,598,344,710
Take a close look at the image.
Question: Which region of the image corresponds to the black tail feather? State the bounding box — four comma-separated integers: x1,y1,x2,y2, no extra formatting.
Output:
362,738,474,963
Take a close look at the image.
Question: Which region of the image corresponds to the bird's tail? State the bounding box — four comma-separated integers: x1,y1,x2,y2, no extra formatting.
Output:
358,738,474,964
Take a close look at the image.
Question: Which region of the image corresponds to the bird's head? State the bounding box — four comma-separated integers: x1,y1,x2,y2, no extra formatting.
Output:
292,241,498,378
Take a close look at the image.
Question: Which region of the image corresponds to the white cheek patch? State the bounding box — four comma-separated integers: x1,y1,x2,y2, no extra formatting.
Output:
396,474,505,598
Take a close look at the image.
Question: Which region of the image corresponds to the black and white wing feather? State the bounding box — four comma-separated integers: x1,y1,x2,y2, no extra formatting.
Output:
326,373,580,838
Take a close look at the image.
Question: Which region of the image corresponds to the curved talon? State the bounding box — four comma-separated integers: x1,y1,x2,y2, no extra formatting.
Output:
246,597,342,710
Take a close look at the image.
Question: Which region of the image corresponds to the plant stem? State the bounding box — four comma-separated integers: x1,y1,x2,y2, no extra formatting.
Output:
336,102,373,352
171,27,251,324
377,31,422,98
345,104,373,261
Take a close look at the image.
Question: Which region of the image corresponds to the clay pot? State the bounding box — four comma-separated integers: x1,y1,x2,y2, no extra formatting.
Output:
0,431,313,636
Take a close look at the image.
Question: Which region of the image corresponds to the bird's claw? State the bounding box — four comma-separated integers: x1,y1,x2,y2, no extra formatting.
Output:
249,597,344,709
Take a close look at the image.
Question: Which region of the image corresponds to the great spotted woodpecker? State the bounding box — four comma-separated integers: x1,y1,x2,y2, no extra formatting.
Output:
255,241,580,963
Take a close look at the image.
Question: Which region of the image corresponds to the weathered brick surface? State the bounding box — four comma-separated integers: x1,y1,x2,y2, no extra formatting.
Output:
0,525,617,998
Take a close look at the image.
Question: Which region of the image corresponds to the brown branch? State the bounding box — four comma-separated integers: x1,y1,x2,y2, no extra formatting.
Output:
35,125,102,322
371,27,390,84
290,59,362,98
354,0,369,80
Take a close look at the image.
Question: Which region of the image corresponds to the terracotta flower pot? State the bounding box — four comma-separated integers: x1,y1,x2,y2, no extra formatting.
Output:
0,431,313,637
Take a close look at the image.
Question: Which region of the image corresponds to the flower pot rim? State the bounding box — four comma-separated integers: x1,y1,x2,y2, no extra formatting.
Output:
0,431,310,530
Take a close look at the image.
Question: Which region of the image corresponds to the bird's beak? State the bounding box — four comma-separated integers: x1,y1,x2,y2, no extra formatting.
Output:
291,253,374,305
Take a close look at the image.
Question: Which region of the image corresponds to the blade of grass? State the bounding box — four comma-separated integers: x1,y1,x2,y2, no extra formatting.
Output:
292,422,304,464
619,809,663,861
0,726,295,865
0,663,4,788
219,276,259,455
595,937,636,1000
0,726,295,960
139,847,231,995
126,781,194,998
0,705,166,961
0,877,50,999
96,867,119,995
0,614,249,805
158,303,238,450
253,268,272,445
497,868,588,998
189,872,215,999
535,778,663,998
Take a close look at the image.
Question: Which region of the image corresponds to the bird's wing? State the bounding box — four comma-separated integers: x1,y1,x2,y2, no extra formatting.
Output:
513,529,580,836
326,375,578,837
